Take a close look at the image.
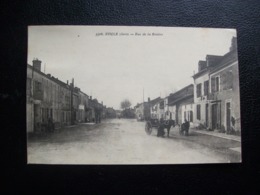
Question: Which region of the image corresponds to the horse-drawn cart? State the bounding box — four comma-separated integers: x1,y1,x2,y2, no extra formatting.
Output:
145,119,175,137
145,118,159,135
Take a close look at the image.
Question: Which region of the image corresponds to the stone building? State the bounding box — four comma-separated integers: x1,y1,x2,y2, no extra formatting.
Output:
193,37,241,134
78,90,89,123
27,59,71,133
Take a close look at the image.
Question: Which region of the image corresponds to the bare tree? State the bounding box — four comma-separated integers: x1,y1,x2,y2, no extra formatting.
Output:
120,99,131,110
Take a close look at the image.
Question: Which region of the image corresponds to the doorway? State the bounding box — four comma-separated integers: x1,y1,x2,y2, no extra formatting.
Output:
226,102,231,132
211,104,217,130
206,103,209,128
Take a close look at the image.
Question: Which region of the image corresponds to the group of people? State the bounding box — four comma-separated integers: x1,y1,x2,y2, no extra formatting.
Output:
157,118,190,137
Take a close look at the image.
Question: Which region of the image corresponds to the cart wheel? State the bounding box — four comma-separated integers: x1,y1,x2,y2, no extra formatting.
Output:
145,123,152,135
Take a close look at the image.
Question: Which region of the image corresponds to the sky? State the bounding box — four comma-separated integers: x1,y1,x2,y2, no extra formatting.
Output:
28,25,236,110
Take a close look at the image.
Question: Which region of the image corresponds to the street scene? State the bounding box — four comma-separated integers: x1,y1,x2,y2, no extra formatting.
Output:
28,118,240,164
27,26,241,164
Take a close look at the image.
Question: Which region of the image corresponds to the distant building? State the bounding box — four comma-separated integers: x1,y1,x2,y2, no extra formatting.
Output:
134,101,150,121
78,90,89,123
148,97,162,119
105,107,117,118
121,108,135,118
168,84,194,125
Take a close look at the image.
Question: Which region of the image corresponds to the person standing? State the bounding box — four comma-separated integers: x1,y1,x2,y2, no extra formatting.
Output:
157,118,165,137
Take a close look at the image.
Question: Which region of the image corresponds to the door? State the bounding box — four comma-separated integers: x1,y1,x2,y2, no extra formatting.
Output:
206,104,209,127
226,102,231,132
211,104,217,130
34,104,41,132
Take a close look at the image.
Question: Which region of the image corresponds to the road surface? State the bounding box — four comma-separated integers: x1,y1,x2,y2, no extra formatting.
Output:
27,118,241,164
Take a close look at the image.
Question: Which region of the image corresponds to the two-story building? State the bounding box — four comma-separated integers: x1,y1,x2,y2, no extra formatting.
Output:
192,55,222,129
148,97,162,119
208,37,240,134
134,102,150,121
78,90,89,123
193,37,241,134
27,59,72,133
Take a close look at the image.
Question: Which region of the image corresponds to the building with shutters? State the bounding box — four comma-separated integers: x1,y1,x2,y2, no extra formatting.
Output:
192,37,241,134
27,59,72,133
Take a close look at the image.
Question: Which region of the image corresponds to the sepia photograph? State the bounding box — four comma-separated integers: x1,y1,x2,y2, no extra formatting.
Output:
26,25,241,164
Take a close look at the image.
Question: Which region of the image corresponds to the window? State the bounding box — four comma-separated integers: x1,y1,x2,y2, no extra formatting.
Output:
190,111,193,122
223,70,233,90
197,104,201,120
211,76,220,93
184,111,186,120
204,80,209,96
159,101,164,109
216,76,220,92
211,77,215,93
34,81,42,91
196,83,202,97
27,78,31,95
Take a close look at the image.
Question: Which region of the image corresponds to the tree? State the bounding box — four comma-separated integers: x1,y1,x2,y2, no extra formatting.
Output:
120,99,131,110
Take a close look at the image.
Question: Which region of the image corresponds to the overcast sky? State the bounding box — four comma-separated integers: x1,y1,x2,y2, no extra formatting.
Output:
28,26,236,109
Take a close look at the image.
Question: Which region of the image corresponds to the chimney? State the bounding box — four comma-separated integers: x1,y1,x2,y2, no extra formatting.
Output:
148,97,150,102
90,96,92,100
67,80,69,85
32,58,42,71
230,37,237,51
198,61,207,72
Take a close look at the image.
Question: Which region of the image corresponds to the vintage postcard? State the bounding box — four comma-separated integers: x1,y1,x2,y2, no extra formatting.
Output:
27,25,241,164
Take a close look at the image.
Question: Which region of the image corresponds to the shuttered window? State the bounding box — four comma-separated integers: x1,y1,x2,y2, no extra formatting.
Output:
197,104,201,120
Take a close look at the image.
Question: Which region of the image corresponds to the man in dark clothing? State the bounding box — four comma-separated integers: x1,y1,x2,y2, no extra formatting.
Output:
157,118,165,137
182,119,190,136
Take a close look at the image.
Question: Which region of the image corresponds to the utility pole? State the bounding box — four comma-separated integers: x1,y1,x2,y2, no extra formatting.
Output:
31,61,34,132
70,78,74,125
143,88,145,120
143,88,144,103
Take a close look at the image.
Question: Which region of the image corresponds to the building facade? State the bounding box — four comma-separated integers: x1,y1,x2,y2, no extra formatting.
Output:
27,59,72,133
168,84,194,125
134,102,150,121
78,90,89,123
27,59,107,133
193,37,241,134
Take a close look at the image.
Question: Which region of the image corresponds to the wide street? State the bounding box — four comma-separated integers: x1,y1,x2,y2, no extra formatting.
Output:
27,118,241,164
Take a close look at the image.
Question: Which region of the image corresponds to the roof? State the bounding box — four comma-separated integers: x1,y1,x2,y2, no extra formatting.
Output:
209,49,238,75
167,84,194,105
192,68,209,79
27,64,70,89
168,94,194,106
149,97,162,106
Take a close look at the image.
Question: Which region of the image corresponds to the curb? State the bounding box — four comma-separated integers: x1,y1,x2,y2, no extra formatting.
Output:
191,129,241,142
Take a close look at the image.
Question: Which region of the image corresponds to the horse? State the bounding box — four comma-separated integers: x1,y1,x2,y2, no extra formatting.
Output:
163,119,176,137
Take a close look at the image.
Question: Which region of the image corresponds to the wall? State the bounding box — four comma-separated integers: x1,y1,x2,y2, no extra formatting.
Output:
181,103,194,126
193,72,210,127
27,65,72,132
209,60,240,132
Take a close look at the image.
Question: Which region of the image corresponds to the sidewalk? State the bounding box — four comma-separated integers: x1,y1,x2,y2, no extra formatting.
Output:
190,128,241,142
